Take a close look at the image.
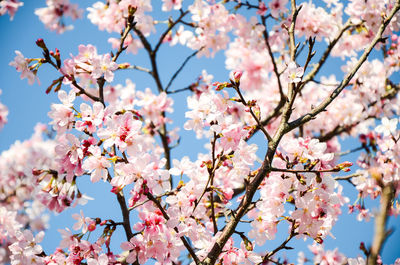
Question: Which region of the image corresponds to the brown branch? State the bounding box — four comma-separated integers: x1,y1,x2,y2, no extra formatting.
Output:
71,79,102,103
116,191,134,240
261,15,285,102
333,173,362,181
270,167,340,174
166,85,194,94
120,64,152,74
210,132,219,235
97,77,106,105
112,19,136,62
367,183,395,265
153,10,189,54
133,23,172,185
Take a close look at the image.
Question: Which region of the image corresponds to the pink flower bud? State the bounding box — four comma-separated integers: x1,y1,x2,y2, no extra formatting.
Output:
88,220,96,232
230,70,243,83
36,38,47,50
189,194,196,203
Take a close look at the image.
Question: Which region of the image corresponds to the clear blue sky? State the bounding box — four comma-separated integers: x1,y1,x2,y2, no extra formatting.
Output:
0,1,399,264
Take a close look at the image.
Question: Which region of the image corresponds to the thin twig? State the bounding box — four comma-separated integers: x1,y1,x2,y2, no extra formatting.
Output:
261,15,285,101
270,167,340,174
261,221,297,264
210,132,219,235
166,85,194,94
120,64,152,74
112,20,136,62
299,19,353,89
165,48,203,92
234,83,272,141
153,10,189,54
71,79,102,103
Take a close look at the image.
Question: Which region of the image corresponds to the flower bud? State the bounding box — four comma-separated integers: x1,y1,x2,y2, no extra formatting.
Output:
36,38,47,50
230,70,243,83
314,237,323,244
88,220,96,232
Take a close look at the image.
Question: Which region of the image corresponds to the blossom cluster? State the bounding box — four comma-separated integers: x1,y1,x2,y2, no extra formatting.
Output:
2,0,400,264
0,125,56,263
249,137,346,245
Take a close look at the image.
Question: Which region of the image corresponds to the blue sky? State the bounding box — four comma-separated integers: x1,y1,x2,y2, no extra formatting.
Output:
0,1,399,264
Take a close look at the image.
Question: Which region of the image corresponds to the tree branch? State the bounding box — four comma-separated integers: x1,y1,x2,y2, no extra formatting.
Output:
153,10,189,54
165,48,203,93
201,3,302,264
367,183,395,265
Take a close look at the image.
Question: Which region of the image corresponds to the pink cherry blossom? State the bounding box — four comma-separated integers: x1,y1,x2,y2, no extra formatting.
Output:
91,54,118,82
82,146,111,183
0,0,23,20
375,117,398,136
269,0,288,18
75,102,105,133
3,1,400,264
72,210,92,234
9,50,37,85
282,61,304,84
48,90,76,132
162,0,182,11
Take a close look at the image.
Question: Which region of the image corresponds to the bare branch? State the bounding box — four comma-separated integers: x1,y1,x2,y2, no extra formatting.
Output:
165,48,203,93
121,64,152,74
154,10,189,54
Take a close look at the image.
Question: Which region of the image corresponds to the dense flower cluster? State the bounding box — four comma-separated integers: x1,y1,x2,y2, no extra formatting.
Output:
2,0,400,264
0,125,55,264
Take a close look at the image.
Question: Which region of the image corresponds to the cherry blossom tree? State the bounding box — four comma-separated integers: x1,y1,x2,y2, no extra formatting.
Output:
1,0,400,265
